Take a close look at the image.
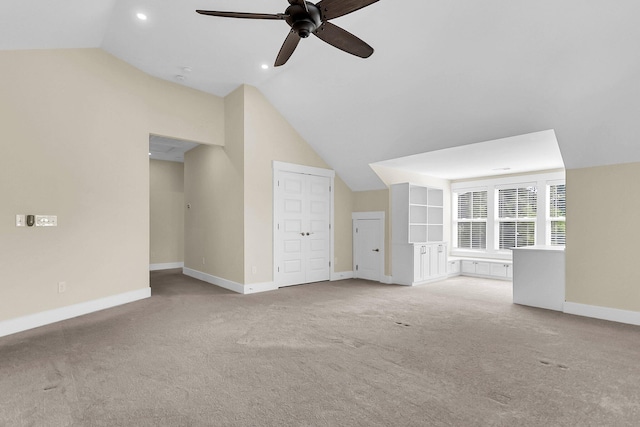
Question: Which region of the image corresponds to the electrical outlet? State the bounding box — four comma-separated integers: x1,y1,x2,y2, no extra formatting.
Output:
16,214,25,227
202,257,206,265
251,266,257,274
58,282,67,293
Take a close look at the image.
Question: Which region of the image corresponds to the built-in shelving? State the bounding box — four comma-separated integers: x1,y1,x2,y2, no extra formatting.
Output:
391,183,448,286
393,183,444,244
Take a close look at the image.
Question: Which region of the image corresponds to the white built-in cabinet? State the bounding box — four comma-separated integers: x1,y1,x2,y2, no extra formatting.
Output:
454,259,513,280
391,183,448,286
392,183,444,243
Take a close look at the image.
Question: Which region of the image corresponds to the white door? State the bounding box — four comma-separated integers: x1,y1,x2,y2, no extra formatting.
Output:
276,171,331,287
354,219,382,281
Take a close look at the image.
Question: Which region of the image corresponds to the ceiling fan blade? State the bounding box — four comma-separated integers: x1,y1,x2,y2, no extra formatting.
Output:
313,22,373,58
315,0,379,20
196,10,287,20
275,30,301,67
288,0,309,13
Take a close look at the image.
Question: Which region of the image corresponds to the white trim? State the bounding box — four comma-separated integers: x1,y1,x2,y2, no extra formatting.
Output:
149,262,184,271
352,211,386,283
563,302,640,326
244,281,279,294
451,171,565,191
331,271,354,281
273,161,335,178
0,288,151,338
183,267,278,295
272,161,335,287
352,211,385,220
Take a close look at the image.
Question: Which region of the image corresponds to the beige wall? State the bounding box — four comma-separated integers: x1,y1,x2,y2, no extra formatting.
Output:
242,85,354,282
0,48,223,322
183,87,244,283
353,189,391,276
150,160,184,264
566,162,640,311
178,84,356,287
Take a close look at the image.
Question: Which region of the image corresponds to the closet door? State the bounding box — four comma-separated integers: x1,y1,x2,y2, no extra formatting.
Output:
305,174,331,283
276,171,331,287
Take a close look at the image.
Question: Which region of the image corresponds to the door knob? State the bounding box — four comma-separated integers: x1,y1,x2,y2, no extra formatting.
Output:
306,232,310,236
300,233,305,236
372,248,379,252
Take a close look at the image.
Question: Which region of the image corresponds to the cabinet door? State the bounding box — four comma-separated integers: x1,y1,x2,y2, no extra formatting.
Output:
476,262,491,276
437,244,447,275
422,245,431,279
461,260,476,274
506,264,513,279
448,260,460,274
413,245,423,281
490,263,508,278
428,245,438,278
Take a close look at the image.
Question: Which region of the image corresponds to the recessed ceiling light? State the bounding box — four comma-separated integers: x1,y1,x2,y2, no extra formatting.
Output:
137,13,147,21
261,64,269,70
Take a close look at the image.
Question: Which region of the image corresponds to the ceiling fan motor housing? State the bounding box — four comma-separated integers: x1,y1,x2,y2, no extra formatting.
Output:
286,3,322,38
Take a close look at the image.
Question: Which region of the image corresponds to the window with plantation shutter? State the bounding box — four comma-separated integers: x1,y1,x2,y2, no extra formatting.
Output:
498,187,537,249
455,191,487,249
549,184,566,245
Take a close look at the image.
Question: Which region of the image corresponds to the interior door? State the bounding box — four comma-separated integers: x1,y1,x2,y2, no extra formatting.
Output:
305,174,331,283
354,219,381,281
276,171,331,287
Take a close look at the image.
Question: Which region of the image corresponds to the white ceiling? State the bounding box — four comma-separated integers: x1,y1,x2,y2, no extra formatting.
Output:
3,1,640,190
372,129,564,181
149,135,199,163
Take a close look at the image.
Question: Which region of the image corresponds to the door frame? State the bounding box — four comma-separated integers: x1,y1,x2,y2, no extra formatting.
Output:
273,161,335,287
352,211,385,282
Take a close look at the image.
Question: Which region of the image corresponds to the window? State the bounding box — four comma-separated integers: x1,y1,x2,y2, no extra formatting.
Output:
549,184,566,245
455,191,487,249
498,186,537,249
451,172,565,257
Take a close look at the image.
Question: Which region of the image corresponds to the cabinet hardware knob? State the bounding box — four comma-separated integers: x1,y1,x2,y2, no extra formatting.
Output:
372,249,379,252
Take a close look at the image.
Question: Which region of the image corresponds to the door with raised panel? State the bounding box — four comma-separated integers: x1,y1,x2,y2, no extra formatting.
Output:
276,171,331,287
413,244,431,282
353,218,381,282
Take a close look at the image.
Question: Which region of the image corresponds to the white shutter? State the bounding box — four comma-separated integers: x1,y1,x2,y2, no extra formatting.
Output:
549,184,566,245
455,190,487,249
498,187,537,249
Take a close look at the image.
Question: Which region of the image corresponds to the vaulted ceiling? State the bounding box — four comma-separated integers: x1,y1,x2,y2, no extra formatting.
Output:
2,1,640,190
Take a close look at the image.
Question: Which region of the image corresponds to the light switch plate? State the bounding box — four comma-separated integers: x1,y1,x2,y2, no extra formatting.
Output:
35,215,57,227
16,214,25,227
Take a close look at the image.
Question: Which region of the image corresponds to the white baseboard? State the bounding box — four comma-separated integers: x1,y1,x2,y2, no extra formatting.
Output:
332,272,392,284
244,281,279,294
331,271,354,281
0,287,151,339
563,302,640,326
182,268,278,295
150,262,184,271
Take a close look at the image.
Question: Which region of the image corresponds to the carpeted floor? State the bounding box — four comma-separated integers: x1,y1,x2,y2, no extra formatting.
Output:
1,270,639,426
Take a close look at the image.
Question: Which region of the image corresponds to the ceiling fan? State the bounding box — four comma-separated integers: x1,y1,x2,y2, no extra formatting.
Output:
196,0,380,66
